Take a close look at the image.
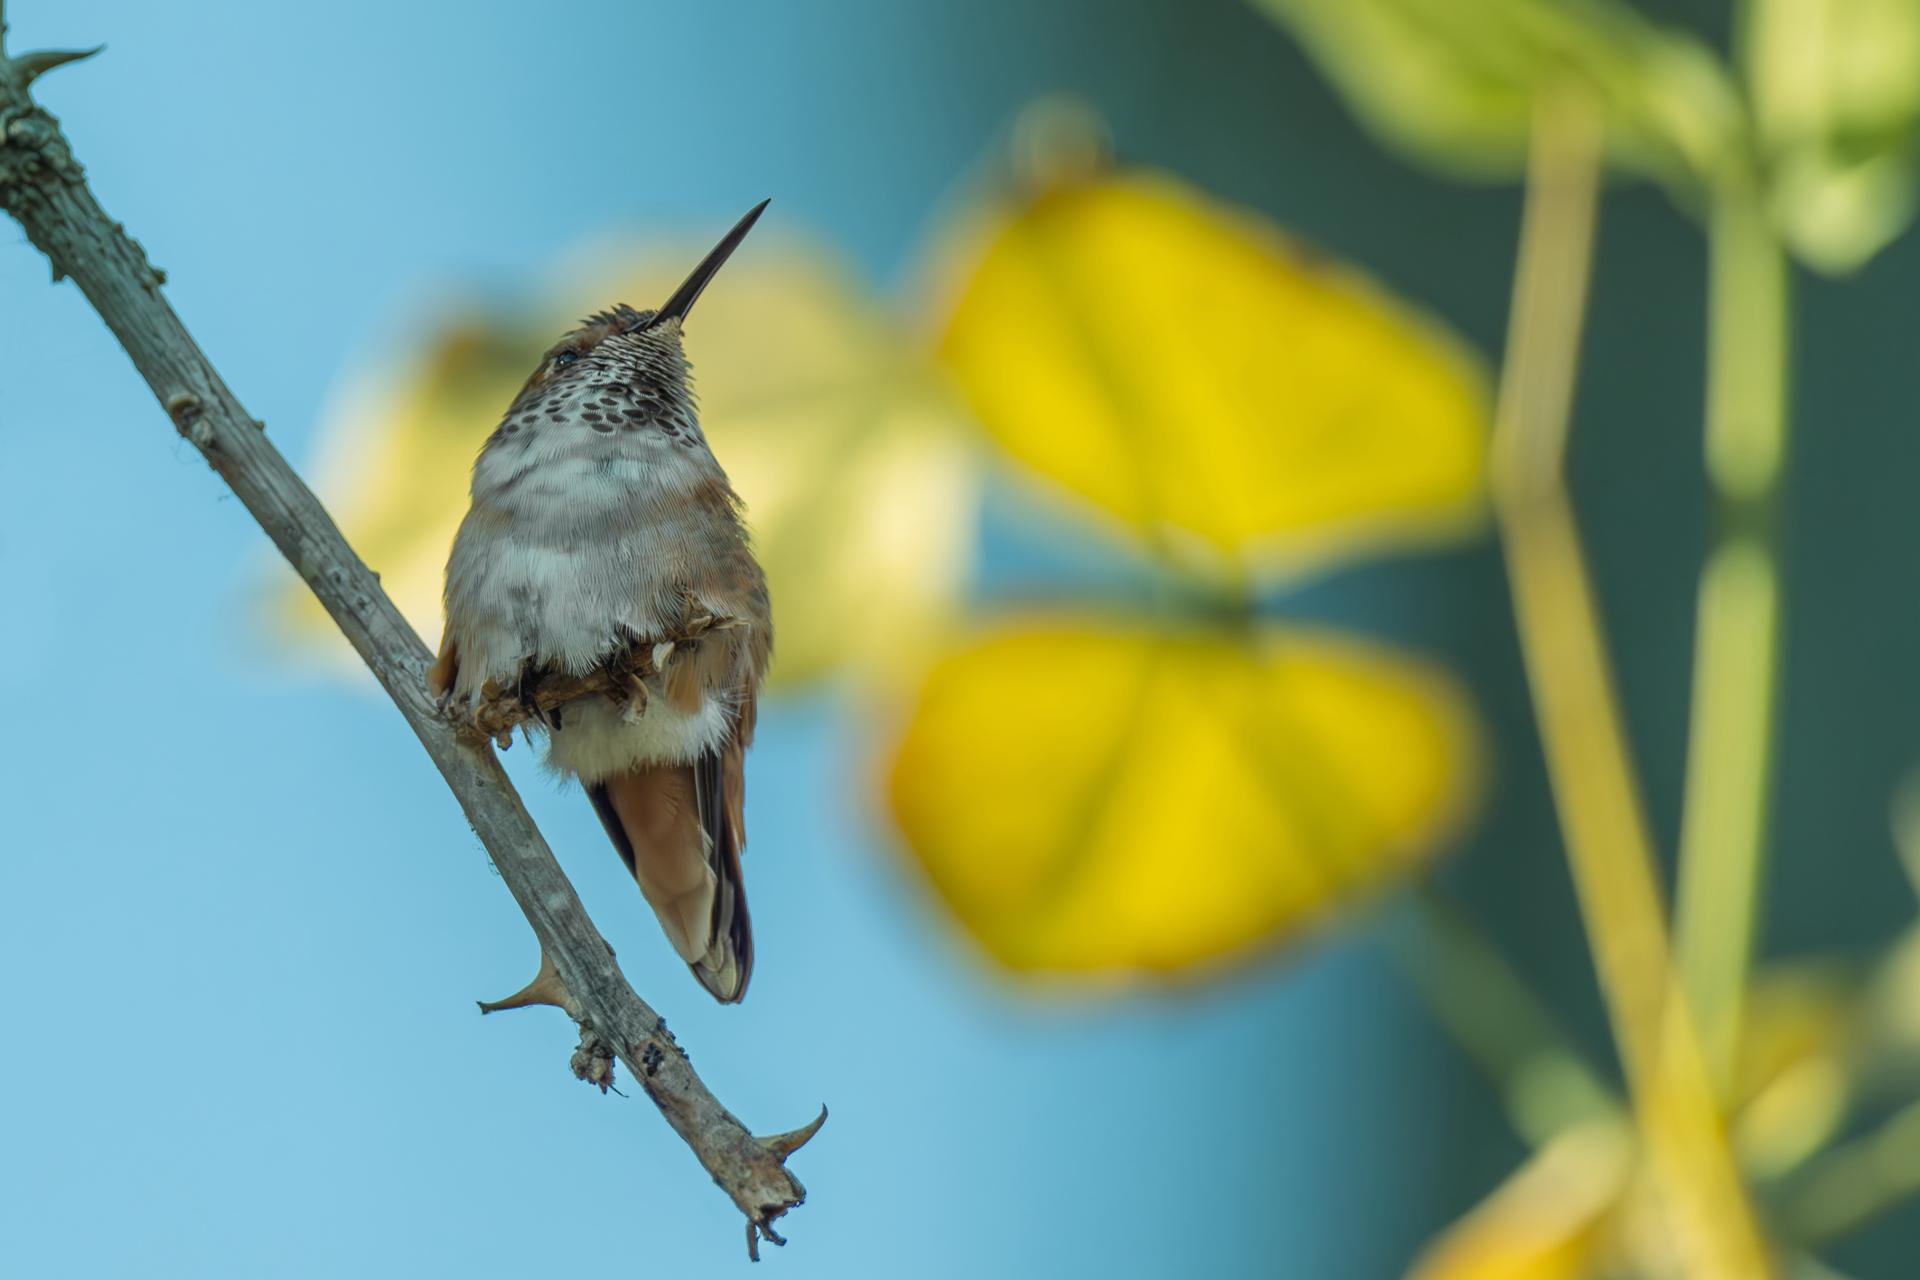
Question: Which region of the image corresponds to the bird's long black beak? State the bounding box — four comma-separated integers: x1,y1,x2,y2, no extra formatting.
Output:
649,199,770,327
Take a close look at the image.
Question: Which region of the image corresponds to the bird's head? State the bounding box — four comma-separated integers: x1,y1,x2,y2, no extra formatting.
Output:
502,199,770,427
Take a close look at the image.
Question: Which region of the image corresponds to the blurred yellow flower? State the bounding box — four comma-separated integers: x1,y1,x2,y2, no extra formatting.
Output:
935,171,1486,581
887,168,1489,979
889,619,1479,974
277,239,979,692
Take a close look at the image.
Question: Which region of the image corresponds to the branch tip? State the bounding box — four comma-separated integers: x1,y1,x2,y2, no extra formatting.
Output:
757,1104,828,1162
746,1217,790,1262
12,44,102,87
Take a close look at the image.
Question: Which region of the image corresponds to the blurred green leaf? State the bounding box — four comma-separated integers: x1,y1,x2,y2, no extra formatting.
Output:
1745,0,1920,272
1250,0,1742,197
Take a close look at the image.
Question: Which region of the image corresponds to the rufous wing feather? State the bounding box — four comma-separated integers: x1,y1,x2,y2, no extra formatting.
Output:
426,632,459,697
588,744,752,1003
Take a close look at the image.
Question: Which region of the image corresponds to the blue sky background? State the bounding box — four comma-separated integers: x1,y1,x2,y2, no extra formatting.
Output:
0,2,1477,1275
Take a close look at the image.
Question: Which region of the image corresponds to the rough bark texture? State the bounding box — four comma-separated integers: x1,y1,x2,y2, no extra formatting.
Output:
0,15,816,1257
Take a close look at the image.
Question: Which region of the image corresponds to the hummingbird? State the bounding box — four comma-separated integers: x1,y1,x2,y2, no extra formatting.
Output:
428,202,773,1003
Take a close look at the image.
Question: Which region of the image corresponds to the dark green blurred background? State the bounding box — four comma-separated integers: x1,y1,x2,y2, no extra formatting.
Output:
1026,0,1920,1270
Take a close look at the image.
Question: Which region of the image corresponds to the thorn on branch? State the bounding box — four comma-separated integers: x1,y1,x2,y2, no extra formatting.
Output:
481,954,626,1094
11,45,102,89
477,951,578,1017
757,1105,828,1162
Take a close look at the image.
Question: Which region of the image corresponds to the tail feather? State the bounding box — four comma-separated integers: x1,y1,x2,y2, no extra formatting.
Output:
588,756,752,1003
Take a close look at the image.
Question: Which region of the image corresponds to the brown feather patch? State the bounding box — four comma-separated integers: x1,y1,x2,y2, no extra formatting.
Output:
596,755,753,1003
426,633,458,696
602,765,713,966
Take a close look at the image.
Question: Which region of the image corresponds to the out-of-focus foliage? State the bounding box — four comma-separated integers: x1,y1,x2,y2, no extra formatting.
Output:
1744,0,1920,272
1239,0,1920,1269
278,244,978,691
1405,949,1920,1276
936,173,1486,578
888,620,1478,974
1252,0,1920,275
1731,962,1860,1178
887,167,1487,980
1248,0,1740,194
1409,1123,1632,1280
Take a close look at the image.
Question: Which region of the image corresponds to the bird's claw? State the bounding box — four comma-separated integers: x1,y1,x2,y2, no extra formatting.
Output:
470,678,523,749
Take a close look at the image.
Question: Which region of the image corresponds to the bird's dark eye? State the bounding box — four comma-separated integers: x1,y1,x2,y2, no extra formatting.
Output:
553,350,580,368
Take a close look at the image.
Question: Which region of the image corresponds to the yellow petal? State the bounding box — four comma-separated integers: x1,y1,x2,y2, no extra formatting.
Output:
1409,1124,1632,1280
885,617,1481,977
935,172,1490,578
275,241,977,691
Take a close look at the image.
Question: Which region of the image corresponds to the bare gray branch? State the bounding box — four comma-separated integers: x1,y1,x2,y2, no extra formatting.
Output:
0,20,815,1252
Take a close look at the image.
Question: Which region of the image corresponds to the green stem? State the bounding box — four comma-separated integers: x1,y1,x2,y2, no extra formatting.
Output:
1394,887,1623,1147
1674,183,1792,1099
1780,1097,1920,1245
